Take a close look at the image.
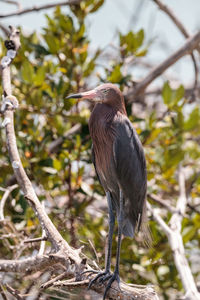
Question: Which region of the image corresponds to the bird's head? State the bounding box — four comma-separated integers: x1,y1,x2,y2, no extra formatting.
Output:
66,83,126,112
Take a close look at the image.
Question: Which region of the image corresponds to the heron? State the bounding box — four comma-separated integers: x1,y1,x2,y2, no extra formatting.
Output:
66,83,149,299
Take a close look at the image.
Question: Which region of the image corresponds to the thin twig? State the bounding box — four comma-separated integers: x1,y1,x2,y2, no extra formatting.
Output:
5,284,23,300
53,279,89,287
0,0,21,10
23,236,47,244
0,284,9,300
48,123,81,154
0,0,81,18
88,239,99,264
38,201,47,255
0,184,18,220
148,193,177,214
153,0,198,95
41,272,69,289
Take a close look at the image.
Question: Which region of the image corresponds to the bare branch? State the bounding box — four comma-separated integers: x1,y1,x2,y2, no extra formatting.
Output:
0,0,22,10
148,193,178,214
148,166,200,300
0,255,64,273
4,284,23,300
41,271,69,289
48,123,81,154
0,0,81,18
0,184,18,220
153,0,199,94
126,31,200,101
53,278,158,300
153,0,190,37
0,284,9,300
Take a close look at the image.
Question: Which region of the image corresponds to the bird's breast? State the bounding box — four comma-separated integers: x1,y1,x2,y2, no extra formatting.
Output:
89,104,118,188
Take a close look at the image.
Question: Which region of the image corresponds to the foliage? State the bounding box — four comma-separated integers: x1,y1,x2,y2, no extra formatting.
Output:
0,1,199,299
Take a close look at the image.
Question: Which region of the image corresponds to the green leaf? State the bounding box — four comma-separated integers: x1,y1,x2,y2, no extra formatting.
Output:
21,60,34,83
135,29,144,49
34,67,46,85
162,82,184,107
108,65,123,83
44,35,60,53
162,81,172,105
53,159,62,171
184,107,200,130
135,48,148,57
174,85,184,104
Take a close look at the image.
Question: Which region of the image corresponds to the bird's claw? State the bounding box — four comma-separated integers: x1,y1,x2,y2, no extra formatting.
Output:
88,270,120,299
81,269,99,278
103,271,120,300
88,270,111,290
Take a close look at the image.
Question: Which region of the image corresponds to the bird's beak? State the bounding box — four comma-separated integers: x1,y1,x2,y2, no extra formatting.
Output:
66,89,100,102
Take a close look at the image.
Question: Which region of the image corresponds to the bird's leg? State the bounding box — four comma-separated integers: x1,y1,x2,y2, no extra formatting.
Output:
88,191,115,287
102,189,123,300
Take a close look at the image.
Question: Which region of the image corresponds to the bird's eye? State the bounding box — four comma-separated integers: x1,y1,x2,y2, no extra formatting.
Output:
102,89,108,94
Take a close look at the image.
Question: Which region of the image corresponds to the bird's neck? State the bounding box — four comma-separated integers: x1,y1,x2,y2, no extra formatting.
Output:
89,103,118,179
89,103,124,134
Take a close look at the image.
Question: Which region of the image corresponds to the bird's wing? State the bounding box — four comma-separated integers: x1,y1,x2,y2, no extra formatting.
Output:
91,145,102,185
113,115,147,232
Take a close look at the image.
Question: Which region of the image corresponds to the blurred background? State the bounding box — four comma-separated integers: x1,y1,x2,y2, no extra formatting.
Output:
0,0,200,299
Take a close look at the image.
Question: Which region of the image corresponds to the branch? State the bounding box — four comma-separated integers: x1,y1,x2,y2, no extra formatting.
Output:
153,0,190,38
48,123,81,154
0,0,81,18
52,278,158,300
0,0,22,10
126,31,200,101
4,284,23,300
0,184,18,220
153,0,198,94
148,166,200,300
0,255,64,273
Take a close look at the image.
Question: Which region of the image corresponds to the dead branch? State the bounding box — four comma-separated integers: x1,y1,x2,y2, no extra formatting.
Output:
0,255,65,273
48,123,81,154
0,0,81,18
153,0,199,94
0,0,22,10
126,31,200,101
53,279,158,300
0,26,159,300
147,166,200,300
0,184,18,220
0,284,9,300
153,0,190,38
148,193,178,214
5,284,24,300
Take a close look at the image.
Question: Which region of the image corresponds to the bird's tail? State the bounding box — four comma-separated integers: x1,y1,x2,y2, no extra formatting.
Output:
136,201,152,247
122,218,134,237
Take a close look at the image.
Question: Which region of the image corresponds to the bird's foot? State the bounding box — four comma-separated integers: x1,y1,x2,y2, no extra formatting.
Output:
88,270,120,299
88,270,111,289
103,271,120,300
81,269,100,278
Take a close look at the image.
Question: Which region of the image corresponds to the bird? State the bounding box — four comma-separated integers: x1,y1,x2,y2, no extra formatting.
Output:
66,83,149,299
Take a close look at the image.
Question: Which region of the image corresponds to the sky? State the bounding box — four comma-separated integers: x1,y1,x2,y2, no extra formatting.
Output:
1,0,200,85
